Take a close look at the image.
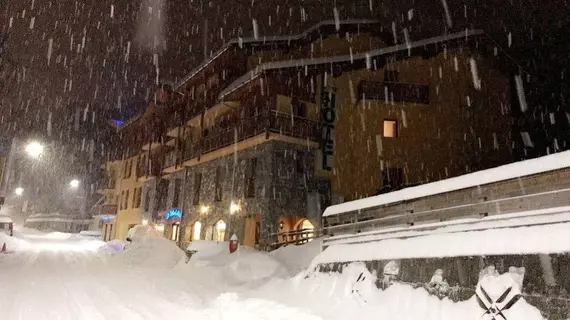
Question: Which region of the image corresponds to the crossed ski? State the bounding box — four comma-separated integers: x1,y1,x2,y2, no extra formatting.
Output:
476,286,522,320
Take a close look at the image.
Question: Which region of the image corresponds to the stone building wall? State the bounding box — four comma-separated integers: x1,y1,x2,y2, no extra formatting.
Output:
174,140,320,249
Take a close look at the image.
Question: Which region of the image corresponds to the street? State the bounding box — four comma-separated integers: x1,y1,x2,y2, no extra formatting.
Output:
0,230,321,320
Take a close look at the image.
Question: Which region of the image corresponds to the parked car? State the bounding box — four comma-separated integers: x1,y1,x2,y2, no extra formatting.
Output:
0,215,13,236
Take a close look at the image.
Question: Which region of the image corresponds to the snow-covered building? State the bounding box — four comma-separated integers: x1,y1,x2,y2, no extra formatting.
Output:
99,20,516,251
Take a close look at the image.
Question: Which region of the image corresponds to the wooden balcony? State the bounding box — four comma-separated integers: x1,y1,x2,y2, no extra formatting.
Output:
182,111,319,162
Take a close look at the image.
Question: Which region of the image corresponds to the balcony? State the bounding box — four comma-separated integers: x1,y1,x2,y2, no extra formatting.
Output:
137,158,162,181
163,151,178,168
184,110,319,161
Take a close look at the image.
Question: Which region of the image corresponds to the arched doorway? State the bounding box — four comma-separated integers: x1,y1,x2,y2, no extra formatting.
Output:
213,220,226,242
295,219,315,242
192,221,202,241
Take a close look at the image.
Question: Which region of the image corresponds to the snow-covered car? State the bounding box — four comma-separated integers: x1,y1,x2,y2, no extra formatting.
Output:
0,215,13,237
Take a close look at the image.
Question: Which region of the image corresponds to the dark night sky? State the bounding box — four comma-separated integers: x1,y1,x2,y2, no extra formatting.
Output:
1,0,569,159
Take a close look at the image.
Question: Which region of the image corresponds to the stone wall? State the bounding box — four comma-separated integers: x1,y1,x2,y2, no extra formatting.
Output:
172,140,322,248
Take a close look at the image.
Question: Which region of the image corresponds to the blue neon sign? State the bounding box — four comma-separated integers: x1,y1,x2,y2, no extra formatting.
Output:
165,208,182,220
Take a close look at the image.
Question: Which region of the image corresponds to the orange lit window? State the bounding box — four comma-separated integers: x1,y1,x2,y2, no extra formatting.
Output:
383,120,398,138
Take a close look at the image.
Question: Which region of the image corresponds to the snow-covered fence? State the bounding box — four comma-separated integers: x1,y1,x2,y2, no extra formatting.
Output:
315,152,570,319
323,151,570,240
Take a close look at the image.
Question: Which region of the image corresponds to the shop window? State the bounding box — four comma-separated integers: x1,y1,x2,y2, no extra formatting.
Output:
383,120,398,138
192,221,202,241
193,172,202,205
213,220,226,242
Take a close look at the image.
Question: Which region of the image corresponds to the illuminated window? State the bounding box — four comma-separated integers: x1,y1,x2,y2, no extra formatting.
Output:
171,223,180,241
192,221,202,241
383,120,398,138
214,220,226,242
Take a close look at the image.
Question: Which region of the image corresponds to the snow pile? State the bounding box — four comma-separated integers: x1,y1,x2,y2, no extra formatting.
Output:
111,234,184,268
174,242,290,295
42,232,73,240
126,225,162,241
98,239,126,254
0,233,31,251
269,239,322,275
79,230,102,239
250,263,545,320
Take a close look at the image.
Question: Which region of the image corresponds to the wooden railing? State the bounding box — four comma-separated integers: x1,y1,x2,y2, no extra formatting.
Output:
268,228,323,250
183,110,319,161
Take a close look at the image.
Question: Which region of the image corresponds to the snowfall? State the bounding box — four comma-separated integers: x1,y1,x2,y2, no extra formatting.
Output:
0,225,547,320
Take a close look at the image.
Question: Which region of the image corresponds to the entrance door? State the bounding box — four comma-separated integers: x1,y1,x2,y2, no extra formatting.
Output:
243,215,260,247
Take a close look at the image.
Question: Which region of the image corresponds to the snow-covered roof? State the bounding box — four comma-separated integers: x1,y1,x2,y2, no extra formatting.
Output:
324,150,570,217
174,19,380,91
313,207,570,264
0,215,13,223
218,29,484,99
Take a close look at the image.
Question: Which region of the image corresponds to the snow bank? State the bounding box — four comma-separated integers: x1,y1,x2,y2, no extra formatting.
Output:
126,225,162,241
111,235,184,268
42,232,73,240
174,242,290,294
0,233,30,251
251,263,545,320
324,150,570,217
269,240,322,275
79,230,102,238
98,239,126,254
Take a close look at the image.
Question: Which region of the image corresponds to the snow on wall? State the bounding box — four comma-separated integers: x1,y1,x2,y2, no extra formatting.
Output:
324,150,570,217
312,221,570,266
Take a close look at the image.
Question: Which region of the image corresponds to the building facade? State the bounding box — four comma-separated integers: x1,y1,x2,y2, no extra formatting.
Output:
97,20,515,250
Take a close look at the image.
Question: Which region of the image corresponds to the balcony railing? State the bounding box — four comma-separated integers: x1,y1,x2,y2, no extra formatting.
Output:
182,111,319,161
163,151,178,168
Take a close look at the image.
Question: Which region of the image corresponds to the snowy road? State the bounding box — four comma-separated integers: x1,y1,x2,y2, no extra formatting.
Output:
0,231,320,320
0,233,201,320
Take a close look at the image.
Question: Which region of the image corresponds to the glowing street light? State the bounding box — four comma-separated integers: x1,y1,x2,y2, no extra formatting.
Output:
200,205,210,214
14,187,24,196
25,141,44,158
69,179,80,188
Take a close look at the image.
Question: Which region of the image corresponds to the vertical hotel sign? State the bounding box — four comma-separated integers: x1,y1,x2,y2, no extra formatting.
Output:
320,87,336,171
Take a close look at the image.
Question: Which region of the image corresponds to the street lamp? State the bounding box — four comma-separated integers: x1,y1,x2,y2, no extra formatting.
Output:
25,141,44,158
69,179,80,188
14,187,23,196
